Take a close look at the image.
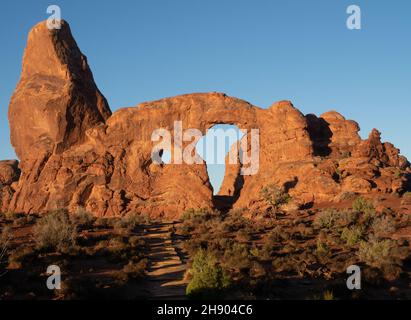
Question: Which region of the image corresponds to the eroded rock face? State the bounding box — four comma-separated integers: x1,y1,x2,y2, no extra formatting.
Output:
0,160,20,212
4,20,411,218
9,20,111,164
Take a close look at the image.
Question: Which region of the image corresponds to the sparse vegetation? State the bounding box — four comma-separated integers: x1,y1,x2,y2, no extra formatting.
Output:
323,290,335,300
352,196,375,215
176,199,411,300
313,209,341,229
115,212,151,231
0,226,11,276
1,189,410,300
357,238,407,280
261,184,291,210
115,259,148,283
71,207,95,229
34,209,78,252
340,226,364,246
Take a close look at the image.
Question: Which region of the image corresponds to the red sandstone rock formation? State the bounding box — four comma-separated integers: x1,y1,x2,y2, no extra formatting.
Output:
0,20,409,218
0,160,20,212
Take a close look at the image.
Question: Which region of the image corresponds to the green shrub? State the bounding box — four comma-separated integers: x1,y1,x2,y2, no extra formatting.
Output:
34,209,77,252
340,226,364,246
352,197,375,215
357,238,408,279
260,184,291,210
313,209,341,230
186,249,231,298
316,239,329,255
357,238,393,268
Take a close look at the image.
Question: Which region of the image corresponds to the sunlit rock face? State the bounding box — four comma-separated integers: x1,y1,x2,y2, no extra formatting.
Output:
3,20,410,219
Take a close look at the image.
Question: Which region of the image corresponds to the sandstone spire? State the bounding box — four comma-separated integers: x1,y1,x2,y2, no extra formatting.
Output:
8,20,111,163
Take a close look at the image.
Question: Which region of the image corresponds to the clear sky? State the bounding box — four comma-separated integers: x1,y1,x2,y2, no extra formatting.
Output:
0,0,410,192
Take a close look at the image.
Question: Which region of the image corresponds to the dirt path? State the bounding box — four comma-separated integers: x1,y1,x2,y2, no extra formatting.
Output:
144,223,188,300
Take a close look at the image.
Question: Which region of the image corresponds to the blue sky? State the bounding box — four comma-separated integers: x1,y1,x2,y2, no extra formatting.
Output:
0,0,410,192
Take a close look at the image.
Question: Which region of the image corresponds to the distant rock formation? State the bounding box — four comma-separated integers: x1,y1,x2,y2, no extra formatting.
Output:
1,20,409,218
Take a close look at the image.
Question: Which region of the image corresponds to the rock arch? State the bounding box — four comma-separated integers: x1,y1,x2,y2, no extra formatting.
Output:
3,20,410,219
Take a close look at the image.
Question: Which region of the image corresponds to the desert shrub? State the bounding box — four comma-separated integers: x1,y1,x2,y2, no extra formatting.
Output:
352,197,376,216
179,209,221,236
107,237,130,261
34,209,77,252
250,244,271,262
0,226,11,250
4,211,24,221
222,243,252,271
235,229,252,242
323,290,334,300
12,215,36,227
115,259,148,283
94,217,117,229
357,238,408,279
272,255,301,274
186,249,231,299
336,211,359,228
71,207,95,229
221,211,251,233
129,236,145,249
260,184,291,210
371,216,396,238
316,239,329,256
266,225,290,242
340,226,364,246
7,246,36,269
0,226,11,274
313,209,341,230
340,192,358,201
114,213,145,231
294,223,314,239
181,208,216,222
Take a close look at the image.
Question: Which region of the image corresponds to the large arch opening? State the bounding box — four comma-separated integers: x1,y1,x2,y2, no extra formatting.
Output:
196,124,245,211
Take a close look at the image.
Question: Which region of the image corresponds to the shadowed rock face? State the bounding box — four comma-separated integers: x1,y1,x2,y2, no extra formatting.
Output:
1,20,410,218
